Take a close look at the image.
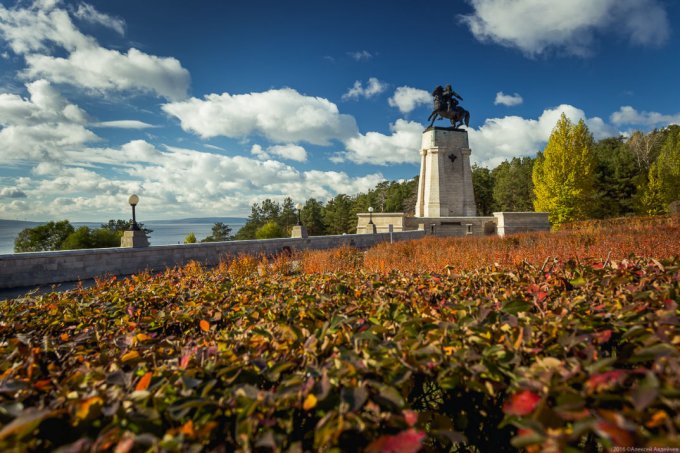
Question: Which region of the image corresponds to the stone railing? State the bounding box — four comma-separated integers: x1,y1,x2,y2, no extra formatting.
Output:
0,231,425,290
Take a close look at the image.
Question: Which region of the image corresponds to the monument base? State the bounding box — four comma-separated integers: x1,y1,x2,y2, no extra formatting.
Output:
291,225,308,239
121,230,149,248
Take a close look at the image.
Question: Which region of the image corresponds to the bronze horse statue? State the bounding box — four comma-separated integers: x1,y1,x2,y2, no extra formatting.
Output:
427,85,470,129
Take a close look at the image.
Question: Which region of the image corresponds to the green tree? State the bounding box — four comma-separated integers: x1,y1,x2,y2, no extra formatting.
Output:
472,164,495,215
61,226,120,250
255,221,283,239
234,199,282,240
639,162,666,215
532,114,596,226
278,197,298,234
323,194,355,234
14,220,75,252
591,137,640,218
202,222,232,242
655,125,680,206
184,232,197,244
492,157,535,212
101,219,152,235
300,198,326,236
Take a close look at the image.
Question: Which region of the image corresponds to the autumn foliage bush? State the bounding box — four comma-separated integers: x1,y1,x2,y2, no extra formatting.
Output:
0,215,678,451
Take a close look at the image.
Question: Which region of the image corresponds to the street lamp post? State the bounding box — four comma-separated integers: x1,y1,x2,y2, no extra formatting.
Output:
291,202,308,239
128,194,140,231
367,206,376,234
121,194,149,248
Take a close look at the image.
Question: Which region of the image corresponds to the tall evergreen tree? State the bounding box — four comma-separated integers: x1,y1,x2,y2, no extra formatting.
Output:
492,157,535,212
532,114,596,226
279,197,298,233
592,137,640,218
471,164,495,215
322,194,355,235
300,198,326,236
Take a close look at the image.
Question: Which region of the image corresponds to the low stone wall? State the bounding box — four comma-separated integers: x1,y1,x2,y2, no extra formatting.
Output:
0,231,425,290
493,212,550,237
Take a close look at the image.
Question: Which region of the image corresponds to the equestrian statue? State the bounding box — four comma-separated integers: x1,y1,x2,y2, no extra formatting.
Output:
427,84,470,129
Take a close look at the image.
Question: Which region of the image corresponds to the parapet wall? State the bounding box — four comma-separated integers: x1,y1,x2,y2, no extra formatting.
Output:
493,212,550,237
0,231,425,290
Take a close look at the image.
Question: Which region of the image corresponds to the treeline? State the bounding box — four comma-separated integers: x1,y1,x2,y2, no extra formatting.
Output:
472,121,680,224
14,220,151,253
234,180,418,239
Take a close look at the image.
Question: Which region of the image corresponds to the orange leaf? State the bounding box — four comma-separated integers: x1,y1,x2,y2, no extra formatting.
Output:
303,394,317,411
135,372,152,391
180,419,195,437
199,320,210,332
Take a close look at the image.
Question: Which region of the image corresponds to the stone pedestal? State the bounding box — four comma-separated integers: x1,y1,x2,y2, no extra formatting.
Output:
121,230,149,248
415,127,476,218
291,225,308,238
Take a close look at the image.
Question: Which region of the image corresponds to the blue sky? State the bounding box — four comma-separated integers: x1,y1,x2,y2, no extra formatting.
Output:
0,0,678,221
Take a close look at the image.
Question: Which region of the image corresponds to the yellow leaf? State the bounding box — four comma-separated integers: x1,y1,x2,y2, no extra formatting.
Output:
136,333,152,342
121,350,140,363
513,329,523,349
303,394,317,411
75,396,103,420
200,320,210,332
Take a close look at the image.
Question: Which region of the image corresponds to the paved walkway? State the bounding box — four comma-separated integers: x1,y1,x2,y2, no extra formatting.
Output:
0,279,96,301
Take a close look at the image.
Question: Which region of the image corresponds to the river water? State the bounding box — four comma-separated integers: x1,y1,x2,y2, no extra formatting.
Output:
0,222,244,255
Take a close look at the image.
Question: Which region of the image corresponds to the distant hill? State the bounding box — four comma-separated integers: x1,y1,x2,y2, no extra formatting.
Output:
145,217,247,225
0,219,41,228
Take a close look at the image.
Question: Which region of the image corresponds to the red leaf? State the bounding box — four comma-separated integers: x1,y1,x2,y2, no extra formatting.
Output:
199,320,210,332
403,410,418,427
594,420,634,447
365,429,425,453
503,390,541,416
586,370,627,393
593,329,612,344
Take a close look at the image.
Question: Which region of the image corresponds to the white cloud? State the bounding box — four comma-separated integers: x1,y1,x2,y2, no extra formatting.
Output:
0,137,383,220
0,1,190,100
73,3,125,35
342,78,387,101
388,86,431,113
468,104,615,167
0,187,26,198
163,88,358,146
0,80,99,163
340,119,423,165
494,91,523,106
610,106,680,128
268,144,307,162
460,0,670,57
250,143,307,162
24,47,190,101
348,50,373,61
92,120,156,129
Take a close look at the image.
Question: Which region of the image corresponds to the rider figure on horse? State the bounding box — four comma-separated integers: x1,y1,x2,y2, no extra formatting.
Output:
442,84,463,113
428,83,470,129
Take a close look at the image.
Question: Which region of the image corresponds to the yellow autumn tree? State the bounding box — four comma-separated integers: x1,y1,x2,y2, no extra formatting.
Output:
532,113,596,226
